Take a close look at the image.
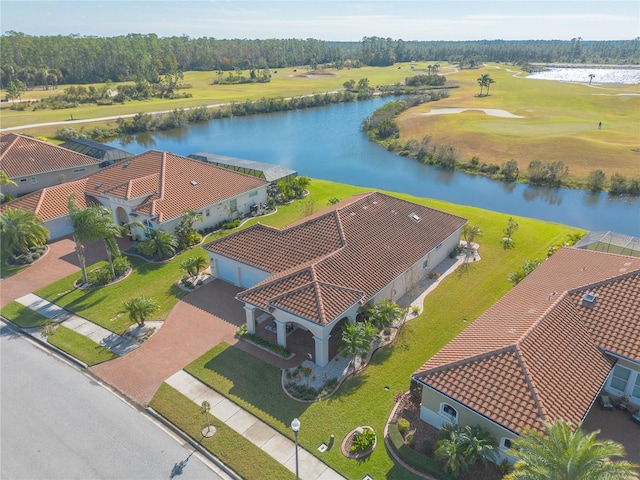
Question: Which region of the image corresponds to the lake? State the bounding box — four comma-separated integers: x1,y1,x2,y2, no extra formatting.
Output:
107,98,640,236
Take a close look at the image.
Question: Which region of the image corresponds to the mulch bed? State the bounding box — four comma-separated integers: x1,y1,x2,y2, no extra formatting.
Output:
392,390,503,480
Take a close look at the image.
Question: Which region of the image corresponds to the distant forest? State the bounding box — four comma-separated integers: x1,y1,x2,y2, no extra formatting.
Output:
1,33,639,87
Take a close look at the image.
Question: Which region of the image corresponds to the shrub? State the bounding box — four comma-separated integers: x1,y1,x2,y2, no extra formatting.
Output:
405,432,416,448
350,427,376,452
136,240,157,257
499,459,513,475
113,256,130,277
397,418,411,435
31,252,41,260
15,255,27,265
93,266,112,286
223,219,241,229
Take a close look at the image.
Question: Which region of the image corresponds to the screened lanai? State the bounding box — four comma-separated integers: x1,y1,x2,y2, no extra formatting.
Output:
189,152,297,183
574,231,640,257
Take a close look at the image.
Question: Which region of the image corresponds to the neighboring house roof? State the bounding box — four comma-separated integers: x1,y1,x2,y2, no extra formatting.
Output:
60,138,133,163
2,150,268,223
574,230,640,258
0,133,98,178
413,248,640,434
189,152,297,182
204,192,467,325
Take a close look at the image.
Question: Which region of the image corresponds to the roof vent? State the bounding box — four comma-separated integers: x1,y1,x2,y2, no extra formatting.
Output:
190,180,198,186
123,161,130,167
95,182,102,188
409,213,421,222
582,293,597,308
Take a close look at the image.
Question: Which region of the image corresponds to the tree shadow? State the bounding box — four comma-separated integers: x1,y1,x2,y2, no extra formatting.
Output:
169,445,199,479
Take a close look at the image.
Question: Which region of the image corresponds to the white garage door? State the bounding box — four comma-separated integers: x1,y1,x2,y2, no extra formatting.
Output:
216,259,237,285
239,267,267,289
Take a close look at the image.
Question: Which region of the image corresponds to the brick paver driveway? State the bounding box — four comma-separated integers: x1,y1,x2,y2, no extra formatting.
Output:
91,280,246,406
0,237,129,308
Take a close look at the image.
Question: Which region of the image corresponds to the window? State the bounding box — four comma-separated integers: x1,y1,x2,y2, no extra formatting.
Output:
610,365,631,392
423,258,429,268
249,190,258,197
205,209,210,217
440,403,458,422
73,168,85,174
501,438,512,450
30,177,37,184
436,243,443,250
230,199,237,212
19,178,27,183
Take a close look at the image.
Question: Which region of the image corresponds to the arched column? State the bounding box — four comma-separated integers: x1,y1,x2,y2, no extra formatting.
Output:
275,320,288,347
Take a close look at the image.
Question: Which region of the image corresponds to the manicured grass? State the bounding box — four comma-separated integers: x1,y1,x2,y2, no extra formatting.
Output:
398,63,640,181
0,301,49,328
47,325,118,366
183,180,583,480
34,253,195,334
149,383,294,480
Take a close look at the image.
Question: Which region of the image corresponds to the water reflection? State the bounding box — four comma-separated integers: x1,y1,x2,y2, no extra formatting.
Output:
106,98,639,235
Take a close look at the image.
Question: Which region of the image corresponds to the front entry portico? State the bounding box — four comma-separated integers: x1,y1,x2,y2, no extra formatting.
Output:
243,304,357,367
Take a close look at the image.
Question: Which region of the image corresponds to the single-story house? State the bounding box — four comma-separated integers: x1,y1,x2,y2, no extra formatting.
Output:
3,150,269,240
60,138,133,167
574,230,640,258
0,133,100,197
412,248,640,464
189,152,297,184
203,192,467,366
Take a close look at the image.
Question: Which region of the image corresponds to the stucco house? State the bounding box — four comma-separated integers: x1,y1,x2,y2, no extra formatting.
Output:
3,150,269,240
203,192,466,366
412,248,640,463
0,133,100,197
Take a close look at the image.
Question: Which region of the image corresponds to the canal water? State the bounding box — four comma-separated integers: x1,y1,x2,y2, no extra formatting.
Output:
107,98,639,236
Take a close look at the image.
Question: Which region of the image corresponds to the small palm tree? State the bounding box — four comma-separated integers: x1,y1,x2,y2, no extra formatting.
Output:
477,73,490,96
461,224,482,248
180,256,199,277
485,76,496,95
460,425,497,468
0,169,17,201
122,296,159,327
148,229,178,259
367,299,404,330
193,255,208,275
0,207,48,258
340,321,373,370
506,419,638,480
435,429,471,477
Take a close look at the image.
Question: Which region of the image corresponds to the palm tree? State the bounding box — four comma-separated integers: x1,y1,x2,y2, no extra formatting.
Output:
461,224,482,249
193,255,208,275
435,428,471,477
0,169,17,202
367,298,404,330
589,73,596,85
68,194,112,285
148,229,178,259
341,321,374,370
122,296,159,327
477,74,490,96
506,419,638,480
460,425,497,468
180,256,198,277
0,207,48,258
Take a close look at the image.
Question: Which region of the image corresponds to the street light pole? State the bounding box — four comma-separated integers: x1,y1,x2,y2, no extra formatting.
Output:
291,417,301,480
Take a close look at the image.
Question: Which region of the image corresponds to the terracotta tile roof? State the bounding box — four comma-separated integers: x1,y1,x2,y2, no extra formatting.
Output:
205,192,466,324
0,133,98,177
413,248,640,434
2,150,268,224
1,179,89,220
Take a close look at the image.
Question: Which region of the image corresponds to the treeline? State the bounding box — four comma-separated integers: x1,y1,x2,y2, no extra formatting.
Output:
55,89,372,141
2,33,639,87
362,102,640,195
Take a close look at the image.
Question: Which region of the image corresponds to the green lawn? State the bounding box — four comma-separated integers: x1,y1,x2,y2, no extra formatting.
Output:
175,180,583,480
48,325,118,366
0,301,50,328
150,383,294,480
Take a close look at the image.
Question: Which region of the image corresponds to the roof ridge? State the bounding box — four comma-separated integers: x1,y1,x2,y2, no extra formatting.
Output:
0,133,19,161
567,267,640,294
513,343,549,422
414,345,518,378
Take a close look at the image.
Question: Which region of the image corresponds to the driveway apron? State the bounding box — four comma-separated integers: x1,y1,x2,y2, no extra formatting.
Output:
91,280,246,406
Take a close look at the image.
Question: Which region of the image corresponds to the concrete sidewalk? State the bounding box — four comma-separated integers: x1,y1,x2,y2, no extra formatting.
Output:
166,370,345,480
15,293,141,356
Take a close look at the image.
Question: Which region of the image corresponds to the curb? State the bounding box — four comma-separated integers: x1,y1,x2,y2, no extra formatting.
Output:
146,407,243,480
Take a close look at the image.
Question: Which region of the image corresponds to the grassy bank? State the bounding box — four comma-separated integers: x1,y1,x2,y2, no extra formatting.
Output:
397,63,640,181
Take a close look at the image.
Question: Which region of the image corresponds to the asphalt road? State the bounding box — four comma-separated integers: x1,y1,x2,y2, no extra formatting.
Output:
0,323,231,480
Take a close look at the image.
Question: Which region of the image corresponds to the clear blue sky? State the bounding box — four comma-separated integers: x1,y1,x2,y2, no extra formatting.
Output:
1,1,638,41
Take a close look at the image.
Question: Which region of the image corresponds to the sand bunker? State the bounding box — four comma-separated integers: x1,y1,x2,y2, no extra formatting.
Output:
422,108,524,118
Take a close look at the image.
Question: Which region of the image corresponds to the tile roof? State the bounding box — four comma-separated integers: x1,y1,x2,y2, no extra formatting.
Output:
205,192,466,325
2,150,268,224
0,133,98,177
413,248,640,434
1,179,90,220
